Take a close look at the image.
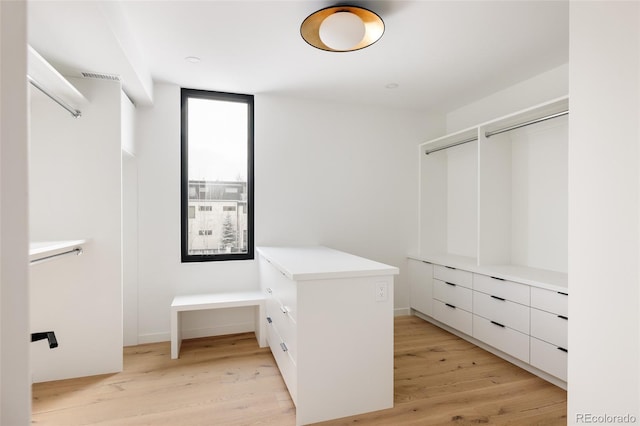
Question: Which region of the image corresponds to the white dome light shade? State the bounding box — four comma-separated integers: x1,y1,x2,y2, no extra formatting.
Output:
319,12,365,51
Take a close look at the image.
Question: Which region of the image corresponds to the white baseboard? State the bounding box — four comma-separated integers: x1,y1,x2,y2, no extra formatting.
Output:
136,321,256,346
394,307,411,316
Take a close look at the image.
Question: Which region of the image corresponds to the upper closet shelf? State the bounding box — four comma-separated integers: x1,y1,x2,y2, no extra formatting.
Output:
28,45,87,118
422,96,569,155
30,240,87,265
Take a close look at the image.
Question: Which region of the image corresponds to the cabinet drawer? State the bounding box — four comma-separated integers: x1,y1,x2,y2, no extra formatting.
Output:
530,337,567,381
268,308,297,363
530,308,567,348
433,265,473,289
266,321,298,405
473,274,530,305
473,291,529,334
262,265,297,322
531,287,568,316
408,259,433,316
433,279,472,312
473,315,529,362
433,299,472,335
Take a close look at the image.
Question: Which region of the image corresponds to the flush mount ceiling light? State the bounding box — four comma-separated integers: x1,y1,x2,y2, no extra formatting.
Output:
300,5,384,52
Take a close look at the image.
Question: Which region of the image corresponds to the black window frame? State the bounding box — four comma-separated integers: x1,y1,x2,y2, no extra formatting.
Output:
180,88,255,262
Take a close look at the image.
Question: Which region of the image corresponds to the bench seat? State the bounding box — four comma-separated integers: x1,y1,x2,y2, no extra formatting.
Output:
170,291,266,359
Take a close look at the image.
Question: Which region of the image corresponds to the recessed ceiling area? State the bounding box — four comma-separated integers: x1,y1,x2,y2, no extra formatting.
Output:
27,1,569,112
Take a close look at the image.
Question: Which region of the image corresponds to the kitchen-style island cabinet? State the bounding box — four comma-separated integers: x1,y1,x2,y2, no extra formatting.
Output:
257,246,398,426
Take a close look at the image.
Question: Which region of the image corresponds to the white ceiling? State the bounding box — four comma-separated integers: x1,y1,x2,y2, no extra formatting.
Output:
27,0,569,113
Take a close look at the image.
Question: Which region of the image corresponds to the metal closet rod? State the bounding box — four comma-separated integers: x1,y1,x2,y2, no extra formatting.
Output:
425,109,569,155
30,247,83,265
28,76,82,118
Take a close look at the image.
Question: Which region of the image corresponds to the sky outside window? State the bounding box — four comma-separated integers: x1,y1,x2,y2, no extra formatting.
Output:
187,98,247,182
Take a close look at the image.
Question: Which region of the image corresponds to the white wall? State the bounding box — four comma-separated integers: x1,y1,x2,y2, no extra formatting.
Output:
568,1,640,421
135,84,441,343
446,63,568,133
29,78,123,382
0,0,31,423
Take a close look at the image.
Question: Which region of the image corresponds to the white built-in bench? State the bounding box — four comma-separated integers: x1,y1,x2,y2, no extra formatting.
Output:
170,291,266,359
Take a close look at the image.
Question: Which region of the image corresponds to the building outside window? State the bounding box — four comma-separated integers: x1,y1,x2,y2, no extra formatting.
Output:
180,89,254,262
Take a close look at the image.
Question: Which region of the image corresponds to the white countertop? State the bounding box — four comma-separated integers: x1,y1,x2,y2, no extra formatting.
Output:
257,246,399,281
408,252,568,292
30,240,86,263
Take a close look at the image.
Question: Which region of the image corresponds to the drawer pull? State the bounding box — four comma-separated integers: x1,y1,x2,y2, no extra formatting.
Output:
445,281,456,287
490,320,505,328
266,288,273,294
490,276,505,281
557,291,568,296
280,342,288,352
445,266,456,270
557,346,568,353
445,303,456,309
490,295,506,301
557,315,568,320
266,316,272,324
280,306,288,314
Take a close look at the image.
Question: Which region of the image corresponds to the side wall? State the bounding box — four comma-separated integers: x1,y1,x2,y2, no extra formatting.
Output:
135,84,441,343
29,78,123,382
0,0,30,423
568,1,640,420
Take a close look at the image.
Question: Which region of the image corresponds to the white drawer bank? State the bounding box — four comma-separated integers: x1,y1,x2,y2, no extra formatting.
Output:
408,254,568,389
257,246,398,426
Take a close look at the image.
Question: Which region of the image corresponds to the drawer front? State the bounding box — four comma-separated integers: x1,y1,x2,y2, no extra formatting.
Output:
473,291,530,334
433,279,472,312
530,337,567,381
266,322,298,404
269,306,297,363
530,287,568,316
262,260,298,322
433,265,473,289
530,308,568,348
433,299,472,335
473,274,530,305
408,259,433,316
473,315,529,363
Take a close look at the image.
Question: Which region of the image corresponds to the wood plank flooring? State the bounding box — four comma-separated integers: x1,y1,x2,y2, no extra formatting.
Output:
32,316,566,425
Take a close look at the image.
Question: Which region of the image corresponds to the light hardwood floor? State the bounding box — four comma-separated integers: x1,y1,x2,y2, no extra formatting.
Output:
32,316,567,425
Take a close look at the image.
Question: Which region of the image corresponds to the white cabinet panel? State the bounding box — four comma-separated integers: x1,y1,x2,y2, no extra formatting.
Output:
530,337,567,381
473,291,529,334
531,287,568,317
433,299,473,335
433,265,473,288
530,308,567,348
408,259,433,316
473,273,530,305
473,315,529,363
433,279,472,312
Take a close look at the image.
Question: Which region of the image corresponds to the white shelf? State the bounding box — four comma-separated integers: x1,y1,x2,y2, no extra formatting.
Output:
29,240,87,264
408,252,567,292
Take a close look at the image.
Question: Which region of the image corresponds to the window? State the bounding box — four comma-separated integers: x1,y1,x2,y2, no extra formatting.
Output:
181,89,254,262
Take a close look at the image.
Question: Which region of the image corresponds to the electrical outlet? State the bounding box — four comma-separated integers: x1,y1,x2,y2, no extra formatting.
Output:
375,282,388,302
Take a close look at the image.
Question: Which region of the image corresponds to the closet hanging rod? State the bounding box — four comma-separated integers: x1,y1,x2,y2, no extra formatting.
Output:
424,109,569,155
30,247,83,265
424,136,478,155
485,110,568,138
28,75,82,119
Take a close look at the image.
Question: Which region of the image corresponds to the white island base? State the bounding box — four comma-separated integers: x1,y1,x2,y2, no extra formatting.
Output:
257,246,398,426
